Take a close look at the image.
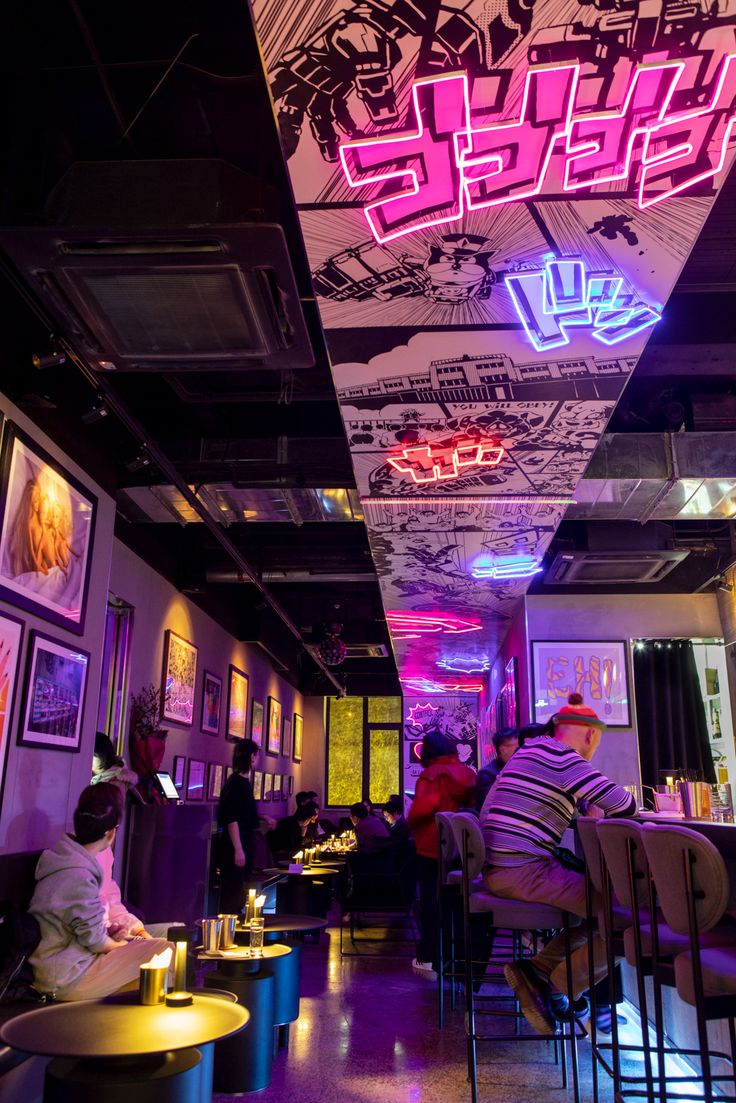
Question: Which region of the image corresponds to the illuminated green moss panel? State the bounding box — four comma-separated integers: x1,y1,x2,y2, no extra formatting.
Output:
367,697,402,723
327,698,363,806
369,728,400,805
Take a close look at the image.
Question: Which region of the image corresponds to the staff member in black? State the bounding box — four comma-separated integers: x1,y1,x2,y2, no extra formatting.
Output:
217,739,259,913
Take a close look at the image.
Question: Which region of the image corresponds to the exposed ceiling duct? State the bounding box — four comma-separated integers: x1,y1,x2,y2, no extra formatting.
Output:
568,432,736,522
119,485,364,524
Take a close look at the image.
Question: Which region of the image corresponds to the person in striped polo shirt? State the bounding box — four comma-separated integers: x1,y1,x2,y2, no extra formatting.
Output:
480,692,636,1034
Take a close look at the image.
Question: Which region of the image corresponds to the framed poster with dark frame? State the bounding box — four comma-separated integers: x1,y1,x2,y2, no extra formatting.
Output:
251,699,264,746
287,775,294,796
186,758,205,801
266,696,281,757
226,665,249,742
18,631,89,752
531,640,631,728
200,670,222,736
0,422,97,636
161,630,197,727
292,712,303,764
207,762,223,801
282,716,292,759
273,773,283,800
0,612,25,808
172,755,187,789
252,769,263,800
502,657,520,729
263,772,273,801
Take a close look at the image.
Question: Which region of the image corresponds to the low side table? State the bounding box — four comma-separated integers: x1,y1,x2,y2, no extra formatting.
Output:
201,942,300,1051
0,993,248,1103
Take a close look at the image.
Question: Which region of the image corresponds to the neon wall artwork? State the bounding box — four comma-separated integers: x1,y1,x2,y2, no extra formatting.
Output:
340,57,736,243
251,0,736,701
387,438,504,483
407,701,440,727
505,256,661,352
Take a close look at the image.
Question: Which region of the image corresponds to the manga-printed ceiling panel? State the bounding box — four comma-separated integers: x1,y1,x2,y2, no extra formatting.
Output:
251,0,736,691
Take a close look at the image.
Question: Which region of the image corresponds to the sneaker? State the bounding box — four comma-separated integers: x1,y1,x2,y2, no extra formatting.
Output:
504,961,555,1034
412,958,437,980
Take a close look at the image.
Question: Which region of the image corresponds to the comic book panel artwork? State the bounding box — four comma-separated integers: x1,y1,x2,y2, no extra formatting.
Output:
403,697,479,791
161,631,197,727
0,613,23,806
19,632,89,752
0,425,97,636
250,0,736,683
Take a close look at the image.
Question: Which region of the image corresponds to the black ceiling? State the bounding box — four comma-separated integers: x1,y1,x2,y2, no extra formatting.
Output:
2,0,735,694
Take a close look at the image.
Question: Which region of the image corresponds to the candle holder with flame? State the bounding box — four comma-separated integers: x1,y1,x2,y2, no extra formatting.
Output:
139,947,173,1005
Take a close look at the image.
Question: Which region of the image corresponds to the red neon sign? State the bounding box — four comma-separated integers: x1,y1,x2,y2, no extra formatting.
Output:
340,56,736,243
387,438,504,484
387,611,482,640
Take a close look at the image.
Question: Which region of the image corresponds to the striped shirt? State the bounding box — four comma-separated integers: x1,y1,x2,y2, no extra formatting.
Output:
481,737,636,867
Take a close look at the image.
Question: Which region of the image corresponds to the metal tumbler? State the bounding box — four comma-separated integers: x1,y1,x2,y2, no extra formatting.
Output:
678,781,712,820
202,917,223,953
139,964,168,1005
218,914,238,949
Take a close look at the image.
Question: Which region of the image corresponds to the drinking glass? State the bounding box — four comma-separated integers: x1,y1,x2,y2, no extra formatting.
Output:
249,917,264,958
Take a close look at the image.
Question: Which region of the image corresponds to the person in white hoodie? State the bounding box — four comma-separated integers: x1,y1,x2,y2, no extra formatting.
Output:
29,782,173,1001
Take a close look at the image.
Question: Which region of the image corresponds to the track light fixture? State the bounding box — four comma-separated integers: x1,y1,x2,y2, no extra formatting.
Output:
717,577,733,593
124,448,152,473
81,398,109,426
31,339,66,370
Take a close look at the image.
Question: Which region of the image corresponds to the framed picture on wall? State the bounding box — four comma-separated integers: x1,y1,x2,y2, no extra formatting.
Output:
282,716,292,758
0,612,25,809
0,423,98,636
18,631,89,752
273,773,283,800
502,658,520,729
266,696,281,757
531,640,631,728
172,755,187,789
251,699,264,746
292,712,303,764
186,758,205,801
207,762,223,801
263,772,273,801
161,630,197,726
287,775,294,796
252,770,263,800
226,665,249,741
200,671,222,736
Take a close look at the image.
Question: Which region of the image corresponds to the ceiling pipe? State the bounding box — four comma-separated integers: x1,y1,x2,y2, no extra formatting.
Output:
207,569,377,583
2,257,345,694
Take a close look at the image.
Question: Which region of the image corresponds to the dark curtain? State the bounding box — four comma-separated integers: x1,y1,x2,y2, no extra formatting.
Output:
633,639,715,789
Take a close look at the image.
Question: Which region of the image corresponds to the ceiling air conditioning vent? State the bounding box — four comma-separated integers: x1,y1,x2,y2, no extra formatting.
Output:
546,550,687,585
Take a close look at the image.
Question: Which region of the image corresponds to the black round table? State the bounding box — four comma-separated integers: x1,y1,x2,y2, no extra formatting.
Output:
235,913,328,940
1,992,249,1103
263,867,339,917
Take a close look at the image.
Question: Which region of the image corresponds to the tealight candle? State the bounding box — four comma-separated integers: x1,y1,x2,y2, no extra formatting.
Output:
139,947,172,1005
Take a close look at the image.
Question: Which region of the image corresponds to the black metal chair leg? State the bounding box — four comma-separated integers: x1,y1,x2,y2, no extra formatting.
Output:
563,917,580,1103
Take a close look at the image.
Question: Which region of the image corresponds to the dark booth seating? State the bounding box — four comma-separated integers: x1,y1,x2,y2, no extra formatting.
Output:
0,852,44,1081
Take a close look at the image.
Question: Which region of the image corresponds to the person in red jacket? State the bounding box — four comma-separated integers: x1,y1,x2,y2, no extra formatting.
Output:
407,730,476,977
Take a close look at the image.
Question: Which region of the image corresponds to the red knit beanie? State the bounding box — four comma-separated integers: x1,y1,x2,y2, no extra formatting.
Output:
553,692,606,730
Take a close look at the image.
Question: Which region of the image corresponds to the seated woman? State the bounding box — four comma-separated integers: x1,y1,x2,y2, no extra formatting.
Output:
29,782,173,1001
268,801,318,860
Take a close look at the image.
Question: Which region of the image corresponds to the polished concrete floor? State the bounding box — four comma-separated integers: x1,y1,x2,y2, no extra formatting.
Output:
213,917,625,1103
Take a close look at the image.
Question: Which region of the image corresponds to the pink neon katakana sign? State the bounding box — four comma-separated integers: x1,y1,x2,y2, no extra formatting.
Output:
387,437,504,483
339,56,736,243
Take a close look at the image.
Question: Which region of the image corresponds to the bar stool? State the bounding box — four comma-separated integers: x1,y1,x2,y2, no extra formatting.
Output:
597,819,659,1102
642,823,736,1103
578,817,626,1103
436,811,462,1027
451,812,581,1103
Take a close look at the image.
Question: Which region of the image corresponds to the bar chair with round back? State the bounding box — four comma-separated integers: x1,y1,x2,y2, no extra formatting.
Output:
577,816,632,1103
450,812,582,1103
641,823,736,1103
436,811,462,1027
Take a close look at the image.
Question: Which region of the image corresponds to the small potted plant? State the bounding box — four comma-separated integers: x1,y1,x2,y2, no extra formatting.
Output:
128,684,168,803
